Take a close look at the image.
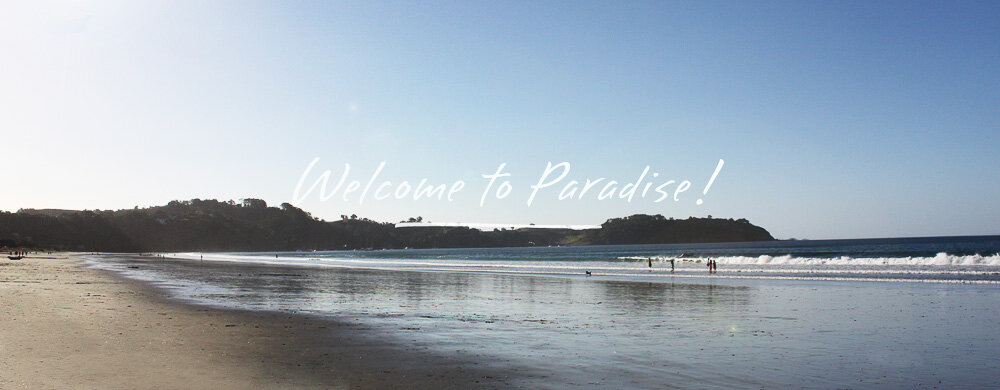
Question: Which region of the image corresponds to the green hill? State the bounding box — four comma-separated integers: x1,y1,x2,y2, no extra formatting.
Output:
1,199,773,251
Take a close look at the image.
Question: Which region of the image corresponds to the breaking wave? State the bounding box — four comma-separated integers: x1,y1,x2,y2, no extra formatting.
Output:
619,252,1000,266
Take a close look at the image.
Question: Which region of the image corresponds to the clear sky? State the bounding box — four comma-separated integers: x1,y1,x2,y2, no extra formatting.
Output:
2,1,998,239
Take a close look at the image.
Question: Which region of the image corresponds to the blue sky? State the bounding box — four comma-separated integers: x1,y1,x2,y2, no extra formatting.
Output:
1,1,998,239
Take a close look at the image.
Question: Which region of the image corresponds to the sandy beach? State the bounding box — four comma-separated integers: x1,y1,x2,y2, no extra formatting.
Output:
6,248,1000,388
0,254,514,389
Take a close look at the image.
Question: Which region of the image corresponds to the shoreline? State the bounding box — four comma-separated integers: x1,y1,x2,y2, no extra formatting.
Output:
8,250,1000,388
0,254,518,389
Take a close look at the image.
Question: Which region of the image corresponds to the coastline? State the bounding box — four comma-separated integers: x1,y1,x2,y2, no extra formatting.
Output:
0,254,517,389
6,248,1000,388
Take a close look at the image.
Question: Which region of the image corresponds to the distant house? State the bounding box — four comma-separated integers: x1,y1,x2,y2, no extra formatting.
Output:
242,198,267,208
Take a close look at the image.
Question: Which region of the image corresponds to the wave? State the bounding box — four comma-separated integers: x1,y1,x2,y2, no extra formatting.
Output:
619,253,1000,266
177,252,1000,269
142,252,1000,284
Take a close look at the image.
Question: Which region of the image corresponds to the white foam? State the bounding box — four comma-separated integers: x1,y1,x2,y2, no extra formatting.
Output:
620,253,1000,266
154,251,1000,284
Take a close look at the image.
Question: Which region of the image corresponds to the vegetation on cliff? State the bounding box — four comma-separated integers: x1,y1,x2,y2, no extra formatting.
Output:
0,199,773,252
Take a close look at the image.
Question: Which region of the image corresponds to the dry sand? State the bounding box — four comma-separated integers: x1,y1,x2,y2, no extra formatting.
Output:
0,254,516,389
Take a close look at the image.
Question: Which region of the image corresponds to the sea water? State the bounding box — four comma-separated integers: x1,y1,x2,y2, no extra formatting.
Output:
169,235,1000,283
85,235,1000,388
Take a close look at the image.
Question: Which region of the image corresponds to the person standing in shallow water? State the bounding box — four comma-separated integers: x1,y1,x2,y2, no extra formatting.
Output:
647,257,652,268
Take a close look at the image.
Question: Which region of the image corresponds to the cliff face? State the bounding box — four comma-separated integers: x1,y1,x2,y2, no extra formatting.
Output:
1,200,773,252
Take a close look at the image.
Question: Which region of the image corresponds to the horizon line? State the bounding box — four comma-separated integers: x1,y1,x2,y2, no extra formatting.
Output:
395,222,602,230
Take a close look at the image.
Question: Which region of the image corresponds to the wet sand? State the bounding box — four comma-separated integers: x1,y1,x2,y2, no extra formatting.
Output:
0,254,516,389
86,252,1000,388
9,252,1000,388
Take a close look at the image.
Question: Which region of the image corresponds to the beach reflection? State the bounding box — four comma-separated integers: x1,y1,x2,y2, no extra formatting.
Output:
90,254,1000,388
101,256,763,385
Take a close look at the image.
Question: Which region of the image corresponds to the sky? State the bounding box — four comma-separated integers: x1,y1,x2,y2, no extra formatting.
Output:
1,1,998,239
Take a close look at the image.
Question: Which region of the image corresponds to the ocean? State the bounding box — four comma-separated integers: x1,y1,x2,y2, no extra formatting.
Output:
85,235,1000,388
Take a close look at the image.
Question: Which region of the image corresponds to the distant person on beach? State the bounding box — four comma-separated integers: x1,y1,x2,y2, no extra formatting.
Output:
670,258,675,272
648,257,652,268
